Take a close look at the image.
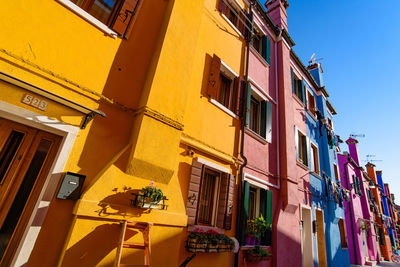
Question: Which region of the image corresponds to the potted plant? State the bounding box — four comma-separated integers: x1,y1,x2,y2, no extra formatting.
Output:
136,181,166,209
246,215,270,245
245,245,271,262
186,228,234,253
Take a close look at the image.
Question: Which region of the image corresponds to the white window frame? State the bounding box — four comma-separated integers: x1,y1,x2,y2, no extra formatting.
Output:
295,126,309,167
310,141,320,175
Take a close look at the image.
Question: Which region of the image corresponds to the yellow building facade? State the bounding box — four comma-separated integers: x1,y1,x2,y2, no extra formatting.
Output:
0,0,247,266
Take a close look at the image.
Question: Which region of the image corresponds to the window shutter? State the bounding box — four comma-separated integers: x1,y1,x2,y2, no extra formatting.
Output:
224,174,235,229
207,54,221,99
111,0,140,39
266,36,271,64
295,129,299,160
265,101,272,143
232,77,239,115
260,101,267,139
261,36,268,61
186,161,203,225
265,189,273,245
217,0,228,14
291,68,295,94
237,79,245,117
244,10,253,39
301,80,306,105
245,83,252,127
216,174,229,228
240,181,250,245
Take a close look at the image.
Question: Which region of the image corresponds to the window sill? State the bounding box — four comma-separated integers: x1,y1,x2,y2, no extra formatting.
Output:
306,110,318,122
250,46,270,68
210,98,239,119
240,245,271,250
310,171,323,180
56,0,117,38
296,161,309,171
292,93,305,107
221,13,245,40
245,127,268,145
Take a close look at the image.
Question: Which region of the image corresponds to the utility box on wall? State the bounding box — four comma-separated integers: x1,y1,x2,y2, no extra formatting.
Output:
56,172,86,200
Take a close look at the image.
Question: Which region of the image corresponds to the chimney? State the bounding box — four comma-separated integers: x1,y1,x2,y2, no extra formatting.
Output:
365,162,378,184
265,0,289,31
307,62,324,87
346,138,361,167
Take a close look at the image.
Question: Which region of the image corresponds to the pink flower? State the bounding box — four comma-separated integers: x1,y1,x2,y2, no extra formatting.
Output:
149,181,154,187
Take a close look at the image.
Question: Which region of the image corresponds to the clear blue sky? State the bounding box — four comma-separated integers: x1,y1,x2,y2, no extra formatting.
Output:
285,1,400,201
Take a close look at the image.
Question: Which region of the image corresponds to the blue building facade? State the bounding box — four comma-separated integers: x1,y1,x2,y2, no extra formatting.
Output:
306,62,351,267
377,172,397,249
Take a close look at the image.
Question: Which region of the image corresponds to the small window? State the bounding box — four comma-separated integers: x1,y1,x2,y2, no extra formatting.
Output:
249,96,260,133
338,218,348,249
333,164,339,181
310,143,319,174
251,32,271,64
218,74,233,110
198,169,219,225
297,130,308,166
252,34,262,54
291,68,305,103
218,0,246,36
246,85,273,142
69,0,141,37
307,91,317,116
186,161,235,230
248,187,258,220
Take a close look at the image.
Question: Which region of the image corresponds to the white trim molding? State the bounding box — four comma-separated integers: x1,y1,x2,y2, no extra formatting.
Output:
196,157,231,174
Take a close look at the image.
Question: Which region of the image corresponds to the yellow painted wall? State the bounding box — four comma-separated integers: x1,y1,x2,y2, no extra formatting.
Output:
0,0,247,266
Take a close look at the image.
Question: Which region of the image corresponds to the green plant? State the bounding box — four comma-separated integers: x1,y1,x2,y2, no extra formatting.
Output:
247,215,271,241
360,221,370,232
140,181,164,202
249,245,271,257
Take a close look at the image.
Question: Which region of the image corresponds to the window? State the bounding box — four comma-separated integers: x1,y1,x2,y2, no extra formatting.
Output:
251,32,271,64
207,54,239,116
353,175,363,196
291,68,305,104
217,0,247,37
69,0,141,37
307,90,317,116
246,84,273,142
296,130,308,166
310,143,319,174
242,181,273,246
186,161,235,229
333,164,339,181
338,218,348,249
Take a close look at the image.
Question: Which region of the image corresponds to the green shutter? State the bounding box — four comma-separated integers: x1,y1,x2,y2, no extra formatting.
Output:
291,68,295,94
260,101,267,138
301,80,306,105
266,101,272,143
261,36,267,61
240,181,250,245
266,36,271,64
260,189,267,218
245,83,252,127
266,190,272,224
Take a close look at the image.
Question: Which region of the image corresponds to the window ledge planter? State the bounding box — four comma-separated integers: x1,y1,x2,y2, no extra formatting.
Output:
186,228,234,253
244,246,271,262
130,193,168,210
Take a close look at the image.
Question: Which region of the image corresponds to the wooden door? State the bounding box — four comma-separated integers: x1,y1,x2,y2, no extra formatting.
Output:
0,118,61,266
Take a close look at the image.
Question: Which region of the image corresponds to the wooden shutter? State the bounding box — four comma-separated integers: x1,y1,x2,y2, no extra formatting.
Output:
224,174,235,229
301,80,306,105
240,181,250,245
186,161,203,225
260,101,267,139
111,0,140,39
259,189,272,245
261,36,271,64
244,10,253,39
216,173,228,228
207,54,221,99
232,77,239,115
266,36,271,65
245,83,252,126
217,0,228,14
266,101,272,143
291,68,295,94
238,79,246,117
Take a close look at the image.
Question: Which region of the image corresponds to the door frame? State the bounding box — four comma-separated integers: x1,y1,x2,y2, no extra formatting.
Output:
0,100,78,267
315,208,328,267
301,204,314,267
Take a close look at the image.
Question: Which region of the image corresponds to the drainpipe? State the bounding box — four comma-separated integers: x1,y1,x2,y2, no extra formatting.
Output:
344,157,359,264
234,2,253,267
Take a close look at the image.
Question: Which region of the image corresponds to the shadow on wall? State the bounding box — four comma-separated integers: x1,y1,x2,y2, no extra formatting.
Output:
61,223,185,267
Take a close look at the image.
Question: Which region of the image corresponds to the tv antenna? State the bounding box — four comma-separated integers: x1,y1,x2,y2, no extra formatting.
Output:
350,133,365,138
309,53,324,65
363,154,383,163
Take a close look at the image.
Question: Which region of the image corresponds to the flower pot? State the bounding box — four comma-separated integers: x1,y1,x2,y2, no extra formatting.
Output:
246,235,256,245
136,196,162,209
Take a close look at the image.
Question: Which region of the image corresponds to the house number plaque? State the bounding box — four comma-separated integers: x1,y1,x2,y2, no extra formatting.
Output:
21,93,48,111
